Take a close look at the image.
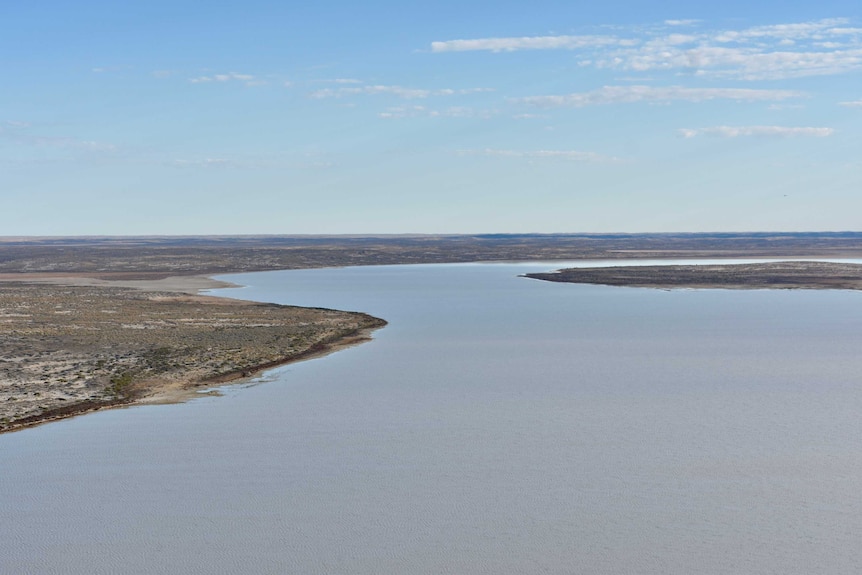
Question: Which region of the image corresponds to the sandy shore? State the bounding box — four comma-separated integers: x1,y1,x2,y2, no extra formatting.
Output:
137,326,379,404
4,325,383,435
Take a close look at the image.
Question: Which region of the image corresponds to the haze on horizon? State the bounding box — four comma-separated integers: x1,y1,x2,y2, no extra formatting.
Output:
2,0,861,236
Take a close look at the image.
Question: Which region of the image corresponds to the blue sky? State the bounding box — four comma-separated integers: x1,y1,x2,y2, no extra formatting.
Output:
2,0,861,235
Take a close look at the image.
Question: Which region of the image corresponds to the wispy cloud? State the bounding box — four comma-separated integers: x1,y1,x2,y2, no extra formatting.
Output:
91,66,129,74
0,122,121,168
678,126,834,138
840,99,862,107
517,85,803,107
311,85,430,99
457,148,621,163
613,44,862,81
432,18,862,80
310,84,492,99
167,153,334,170
512,113,549,119
378,105,495,119
711,19,857,42
431,35,635,53
189,72,262,86
621,21,862,80
0,124,117,152
168,158,238,168
665,19,701,27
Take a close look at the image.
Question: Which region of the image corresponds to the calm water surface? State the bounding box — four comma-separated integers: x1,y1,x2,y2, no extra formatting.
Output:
2,262,862,574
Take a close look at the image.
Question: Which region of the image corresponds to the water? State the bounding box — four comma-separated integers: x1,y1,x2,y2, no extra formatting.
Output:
2,262,862,574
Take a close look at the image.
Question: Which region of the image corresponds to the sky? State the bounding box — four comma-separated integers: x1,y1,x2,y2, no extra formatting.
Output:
2,0,861,235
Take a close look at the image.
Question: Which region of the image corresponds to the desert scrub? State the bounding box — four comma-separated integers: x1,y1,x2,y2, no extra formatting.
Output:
107,371,136,399
0,282,386,431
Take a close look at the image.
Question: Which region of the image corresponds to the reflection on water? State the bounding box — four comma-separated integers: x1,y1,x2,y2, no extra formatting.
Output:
2,263,861,574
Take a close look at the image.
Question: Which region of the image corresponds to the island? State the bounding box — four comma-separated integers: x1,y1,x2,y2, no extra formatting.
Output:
524,261,862,290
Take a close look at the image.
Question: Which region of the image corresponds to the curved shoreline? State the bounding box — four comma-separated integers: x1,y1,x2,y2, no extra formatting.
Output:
8,258,862,434
0,274,386,434
1,323,385,435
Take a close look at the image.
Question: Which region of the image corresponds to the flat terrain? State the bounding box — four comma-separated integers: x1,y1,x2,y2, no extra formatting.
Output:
0,281,384,433
525,261,862,290
4,233,862,432
3,232,862,277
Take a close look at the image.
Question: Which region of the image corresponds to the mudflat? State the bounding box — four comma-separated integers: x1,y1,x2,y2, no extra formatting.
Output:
525,261,862,290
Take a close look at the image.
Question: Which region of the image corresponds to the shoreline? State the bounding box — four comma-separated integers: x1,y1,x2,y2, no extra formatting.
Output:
6,257,862,434
0,273,386,434
1,324,384,435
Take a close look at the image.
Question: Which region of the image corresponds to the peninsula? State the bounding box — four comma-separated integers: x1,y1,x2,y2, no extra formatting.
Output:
0,279,384,433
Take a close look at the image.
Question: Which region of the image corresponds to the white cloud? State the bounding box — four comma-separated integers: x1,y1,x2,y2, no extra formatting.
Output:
457,148,621,163
517,85,804,107
767,103,805,110
431,35,636,53
665,19,700,26
678,125,834,138
310,84,492,100
311,85,430,99
379,105,494,119
378,105,427,118
311,78,364,85
167,154,333,170
189,72,260,86
713,18,852,42
606,19,862,80
0,124,117,152
169,158,235,168
431,18,862,80
90,66,129,74
613,45,862,80
840,99,862,107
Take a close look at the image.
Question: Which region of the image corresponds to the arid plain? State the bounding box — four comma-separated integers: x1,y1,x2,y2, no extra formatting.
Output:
3,232,862,432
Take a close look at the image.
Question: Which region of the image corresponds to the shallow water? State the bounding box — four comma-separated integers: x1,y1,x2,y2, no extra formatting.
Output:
2,262,862,574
